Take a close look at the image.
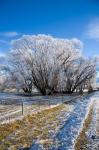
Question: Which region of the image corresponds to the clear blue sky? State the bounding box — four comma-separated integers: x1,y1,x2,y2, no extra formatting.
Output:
0,0,99,57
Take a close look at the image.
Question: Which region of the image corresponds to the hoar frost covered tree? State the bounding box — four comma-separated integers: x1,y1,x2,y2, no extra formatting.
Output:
6,34,96,95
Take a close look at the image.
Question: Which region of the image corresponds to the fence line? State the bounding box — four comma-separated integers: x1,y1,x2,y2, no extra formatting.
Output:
0,95,78,124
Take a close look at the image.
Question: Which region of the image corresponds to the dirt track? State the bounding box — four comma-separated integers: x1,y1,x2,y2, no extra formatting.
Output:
96,100,99,136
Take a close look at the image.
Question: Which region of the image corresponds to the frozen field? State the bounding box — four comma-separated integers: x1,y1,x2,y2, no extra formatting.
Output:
0,93,78,124
0,92,98,150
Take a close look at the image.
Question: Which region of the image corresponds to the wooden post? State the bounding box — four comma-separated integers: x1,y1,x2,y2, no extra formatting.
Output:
49,100,50,108
22,101,24,115
39,100,40,110
62,94,63,103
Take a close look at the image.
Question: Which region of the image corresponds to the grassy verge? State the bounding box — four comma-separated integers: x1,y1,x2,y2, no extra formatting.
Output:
0,104,71,150
74,105,93,150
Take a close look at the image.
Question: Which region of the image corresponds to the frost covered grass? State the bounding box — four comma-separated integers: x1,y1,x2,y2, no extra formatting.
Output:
0,104,39,124
0,94,77,124
0,103,72,150
75,105,93,150
76,97,99,150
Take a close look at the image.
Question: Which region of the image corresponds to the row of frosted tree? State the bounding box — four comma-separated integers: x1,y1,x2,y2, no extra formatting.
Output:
0,35,96,95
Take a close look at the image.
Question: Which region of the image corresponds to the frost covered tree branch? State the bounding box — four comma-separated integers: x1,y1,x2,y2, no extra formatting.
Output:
1,34,96,95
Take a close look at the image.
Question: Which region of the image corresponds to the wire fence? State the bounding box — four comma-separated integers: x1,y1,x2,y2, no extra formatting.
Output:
0,95,78,124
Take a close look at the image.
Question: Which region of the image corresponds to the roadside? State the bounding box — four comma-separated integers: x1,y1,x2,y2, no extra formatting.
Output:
75,93,99,150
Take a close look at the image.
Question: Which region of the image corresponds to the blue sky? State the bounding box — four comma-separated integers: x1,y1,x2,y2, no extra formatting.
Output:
0,0,99,57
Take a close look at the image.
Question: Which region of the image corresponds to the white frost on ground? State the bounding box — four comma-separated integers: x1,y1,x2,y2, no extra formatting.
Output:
85,95,99,150
0,94,79,124
30,93,97,150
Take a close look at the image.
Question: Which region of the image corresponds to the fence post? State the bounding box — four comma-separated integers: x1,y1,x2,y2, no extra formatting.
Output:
62,94,63,103
22,101,24,115
39,100,40,110
49,99,50,108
